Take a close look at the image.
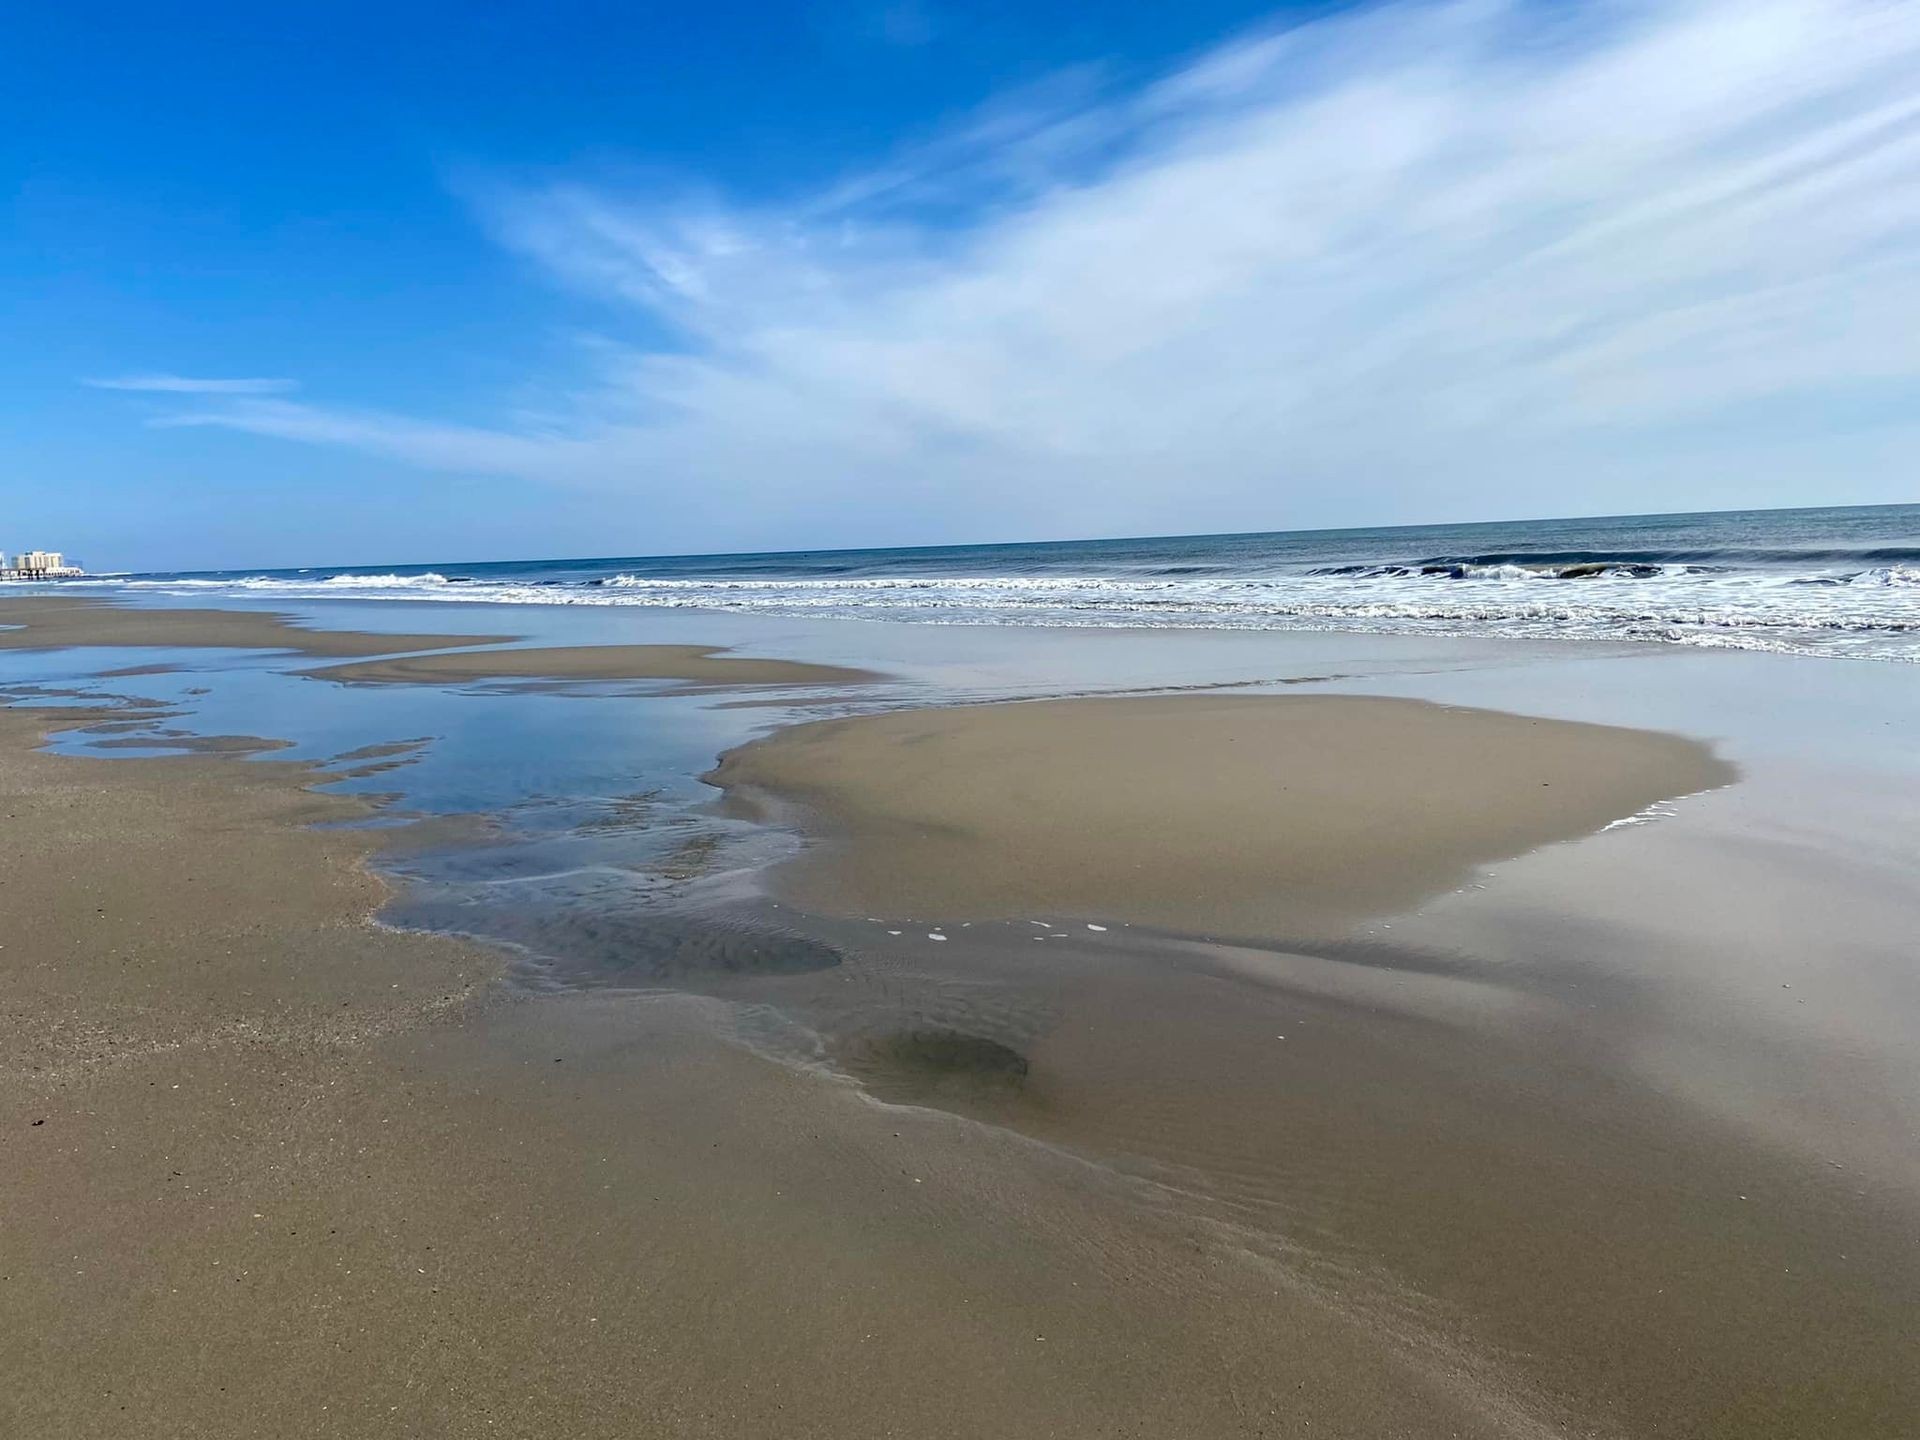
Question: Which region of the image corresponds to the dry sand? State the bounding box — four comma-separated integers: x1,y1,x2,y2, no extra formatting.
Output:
0,595,513,657
709,693,1737,936
304,643,881,687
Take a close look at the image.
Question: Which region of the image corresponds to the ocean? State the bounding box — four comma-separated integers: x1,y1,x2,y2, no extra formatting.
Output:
57,503,1920,662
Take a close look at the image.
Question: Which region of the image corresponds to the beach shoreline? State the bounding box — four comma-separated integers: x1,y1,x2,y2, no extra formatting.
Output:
0,699,1567,1438
5,599,1918,1438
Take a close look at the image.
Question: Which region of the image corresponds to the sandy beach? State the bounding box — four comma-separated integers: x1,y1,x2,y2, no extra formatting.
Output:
708,693,1735,936
0,702,1546,1438
305,643,881,687
0,595,514,657
5,600,1918,1439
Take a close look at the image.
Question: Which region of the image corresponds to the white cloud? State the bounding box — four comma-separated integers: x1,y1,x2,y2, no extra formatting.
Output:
86,374,299,395
157,0,1920,547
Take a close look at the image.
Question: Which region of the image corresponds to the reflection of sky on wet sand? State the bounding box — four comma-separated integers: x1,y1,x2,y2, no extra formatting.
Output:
5,594,1919,1200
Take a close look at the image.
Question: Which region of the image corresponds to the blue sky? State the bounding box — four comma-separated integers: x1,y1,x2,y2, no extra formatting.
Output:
6,0,1917,571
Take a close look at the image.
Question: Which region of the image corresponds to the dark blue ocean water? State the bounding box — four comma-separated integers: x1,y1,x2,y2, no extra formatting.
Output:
51,503,1920,660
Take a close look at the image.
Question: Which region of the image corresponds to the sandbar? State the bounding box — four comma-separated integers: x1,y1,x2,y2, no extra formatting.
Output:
0,595,513,657
709,693,1736,936
305,642,881,687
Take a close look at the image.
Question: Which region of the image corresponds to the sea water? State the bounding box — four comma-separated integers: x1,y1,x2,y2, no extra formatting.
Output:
44,503,1920,661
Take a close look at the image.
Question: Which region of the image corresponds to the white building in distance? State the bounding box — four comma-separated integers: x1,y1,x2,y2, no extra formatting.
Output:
3,549,86,578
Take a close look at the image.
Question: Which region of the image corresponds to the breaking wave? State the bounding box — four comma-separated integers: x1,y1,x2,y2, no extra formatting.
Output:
55,564,1920,661
42,506,1920,662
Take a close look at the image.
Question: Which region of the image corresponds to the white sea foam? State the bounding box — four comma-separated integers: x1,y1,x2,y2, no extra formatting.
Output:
57,555,1920,661
1602,800,1682,832
318,571,453,588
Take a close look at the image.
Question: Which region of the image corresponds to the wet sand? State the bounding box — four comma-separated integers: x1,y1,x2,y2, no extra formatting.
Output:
7,607,1918,1439
710,693,1736,935
731,905,1920,1440
0,595,514,657
304,642,882,687
2,703,1552,1438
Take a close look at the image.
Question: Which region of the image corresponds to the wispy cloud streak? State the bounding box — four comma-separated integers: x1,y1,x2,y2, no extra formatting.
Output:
147,0,1920,544
86,374,300,395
